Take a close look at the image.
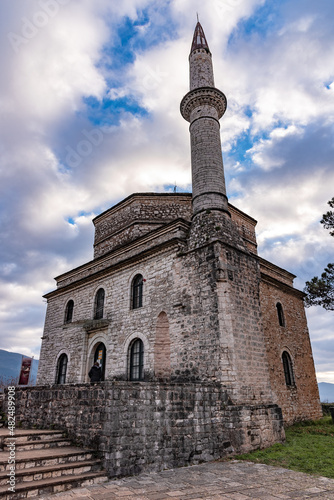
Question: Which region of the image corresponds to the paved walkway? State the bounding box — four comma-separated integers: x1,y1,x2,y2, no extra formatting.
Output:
40,460,334,500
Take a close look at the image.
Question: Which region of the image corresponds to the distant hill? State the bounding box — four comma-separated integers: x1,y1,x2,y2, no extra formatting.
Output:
0,349,39,387
318,382,334,403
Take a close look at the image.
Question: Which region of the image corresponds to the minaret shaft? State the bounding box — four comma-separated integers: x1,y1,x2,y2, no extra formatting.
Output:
190,112,227,214
190,50,215,89
181,22,229,218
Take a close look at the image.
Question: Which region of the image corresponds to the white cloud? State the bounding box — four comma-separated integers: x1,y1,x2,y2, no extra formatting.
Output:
5,4,108,121
316,372,334,384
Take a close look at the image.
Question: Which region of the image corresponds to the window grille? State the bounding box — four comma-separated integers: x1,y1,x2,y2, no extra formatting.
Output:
130,339,144,381
132,275,143,309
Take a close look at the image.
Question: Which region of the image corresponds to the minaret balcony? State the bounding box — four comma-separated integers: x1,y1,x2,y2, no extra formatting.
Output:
180,87,227,122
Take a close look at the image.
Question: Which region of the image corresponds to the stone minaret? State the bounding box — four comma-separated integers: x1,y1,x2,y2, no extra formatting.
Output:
180,23,277,406
181,22,230,219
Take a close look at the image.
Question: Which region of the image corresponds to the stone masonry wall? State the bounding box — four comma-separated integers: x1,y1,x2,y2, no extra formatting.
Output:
260,277,322,424
40,207,274,405
38,193,319,427
54,221,189,289
190,114,227,216
93,194,192,258
190,48,215,89
38,209,258,388
215,244,274,404
229,207,257,254
51,198,257,290
181,210,275,404
39,233,256,387
11,382,284,477
38,244,182,385
260,259,295,287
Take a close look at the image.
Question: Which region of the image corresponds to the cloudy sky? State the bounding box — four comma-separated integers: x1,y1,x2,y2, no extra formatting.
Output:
1,0,333,383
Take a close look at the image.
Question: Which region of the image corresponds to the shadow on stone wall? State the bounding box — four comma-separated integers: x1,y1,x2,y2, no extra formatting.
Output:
8,381,285,477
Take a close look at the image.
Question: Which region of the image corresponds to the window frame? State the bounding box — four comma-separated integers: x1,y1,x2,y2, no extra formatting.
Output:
64,299,74,324
129,339,144,381
94,288,105,320
282,351,295,387
94,342,106,381
56,354,68,384
276,302,285,327
131,274,143,310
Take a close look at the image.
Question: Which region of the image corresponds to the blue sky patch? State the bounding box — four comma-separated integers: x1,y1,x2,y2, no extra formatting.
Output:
83,95,148,127
163,183,191,194
101,6,177,74
228,1,285,46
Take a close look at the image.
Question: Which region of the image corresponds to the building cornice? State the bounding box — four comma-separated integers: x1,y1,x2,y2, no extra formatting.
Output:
44,219,190,299
260,272,305,298
259,257,296,281
93,192,192,225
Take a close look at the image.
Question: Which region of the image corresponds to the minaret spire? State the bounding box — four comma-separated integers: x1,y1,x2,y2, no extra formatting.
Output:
181,22,229,218
191,21,210,55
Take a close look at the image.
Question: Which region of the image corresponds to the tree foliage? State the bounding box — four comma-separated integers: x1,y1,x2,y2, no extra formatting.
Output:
320,197,334,237
304,263,334,310
304,198,334,310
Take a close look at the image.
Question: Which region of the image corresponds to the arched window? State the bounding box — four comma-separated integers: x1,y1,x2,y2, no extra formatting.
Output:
282,351,295,387
64,300,74,324
94,288,105,319
129,339,144,381
131,274,143,309
276,302,285,327
56,354,68,384
94,342,106,381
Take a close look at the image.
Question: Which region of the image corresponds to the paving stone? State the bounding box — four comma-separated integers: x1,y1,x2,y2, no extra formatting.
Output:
39,461,334,500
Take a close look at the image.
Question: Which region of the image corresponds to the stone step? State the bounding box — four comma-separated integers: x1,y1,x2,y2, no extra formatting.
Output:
0,430,65,451
4,438,72,451
0,459,102,486
0,447,94,471
4,431,64,444
0,429,108,498
0,469,108,499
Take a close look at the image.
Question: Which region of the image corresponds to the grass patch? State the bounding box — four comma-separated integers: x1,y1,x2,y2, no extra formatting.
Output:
235,417,334,479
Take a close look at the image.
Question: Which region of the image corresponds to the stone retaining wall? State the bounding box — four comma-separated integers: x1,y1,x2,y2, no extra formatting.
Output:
10,382,284,477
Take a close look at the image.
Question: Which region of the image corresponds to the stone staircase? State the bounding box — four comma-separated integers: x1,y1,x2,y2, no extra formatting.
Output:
0,428,108,499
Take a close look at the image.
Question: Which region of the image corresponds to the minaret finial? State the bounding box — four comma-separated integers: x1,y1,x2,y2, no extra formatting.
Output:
190,19,210,54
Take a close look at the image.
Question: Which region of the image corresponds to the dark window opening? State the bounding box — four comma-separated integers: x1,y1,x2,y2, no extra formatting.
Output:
132,274,143,309
56,354,68,384
94,342,106,381
282,351,295,387
94,288,105,319
129,339,144,381
64,300,74,324
276,302,285,327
